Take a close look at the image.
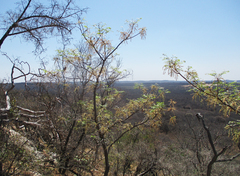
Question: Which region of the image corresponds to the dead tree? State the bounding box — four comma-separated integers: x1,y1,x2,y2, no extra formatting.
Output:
0,54,47,129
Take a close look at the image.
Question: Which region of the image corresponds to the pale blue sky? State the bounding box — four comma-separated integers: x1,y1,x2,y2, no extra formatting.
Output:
1,0,240,81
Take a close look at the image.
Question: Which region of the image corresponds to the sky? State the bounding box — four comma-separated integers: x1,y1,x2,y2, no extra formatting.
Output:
0,0,240,82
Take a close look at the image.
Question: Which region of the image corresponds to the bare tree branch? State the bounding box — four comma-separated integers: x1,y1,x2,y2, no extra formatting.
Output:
0,0,32,48
216,153,240,162
0,0,86,53
196,113,234,176
16,106,45,114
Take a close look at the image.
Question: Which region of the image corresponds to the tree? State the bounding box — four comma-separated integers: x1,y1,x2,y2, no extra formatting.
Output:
163,55,240,118
0,0,86,129
40,20,170,175
75,20,165,175
0,18,172,175
0,0,86,53
163,55,240,175
0,55,56,175
163,55,240,139
0,0,86,174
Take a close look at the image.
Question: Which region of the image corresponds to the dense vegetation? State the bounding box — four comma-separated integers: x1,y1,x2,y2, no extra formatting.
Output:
1,81,240,175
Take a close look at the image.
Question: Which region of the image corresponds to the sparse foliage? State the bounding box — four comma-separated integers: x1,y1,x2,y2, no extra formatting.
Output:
43,20,168,175
163,55,240,143
163,55,240,175
0,0,87,53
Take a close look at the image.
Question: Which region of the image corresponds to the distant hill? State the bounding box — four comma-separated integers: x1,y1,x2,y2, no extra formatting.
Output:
10,79,240,91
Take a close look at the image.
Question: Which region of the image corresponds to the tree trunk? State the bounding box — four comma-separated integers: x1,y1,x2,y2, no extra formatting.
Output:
0,161,3,176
